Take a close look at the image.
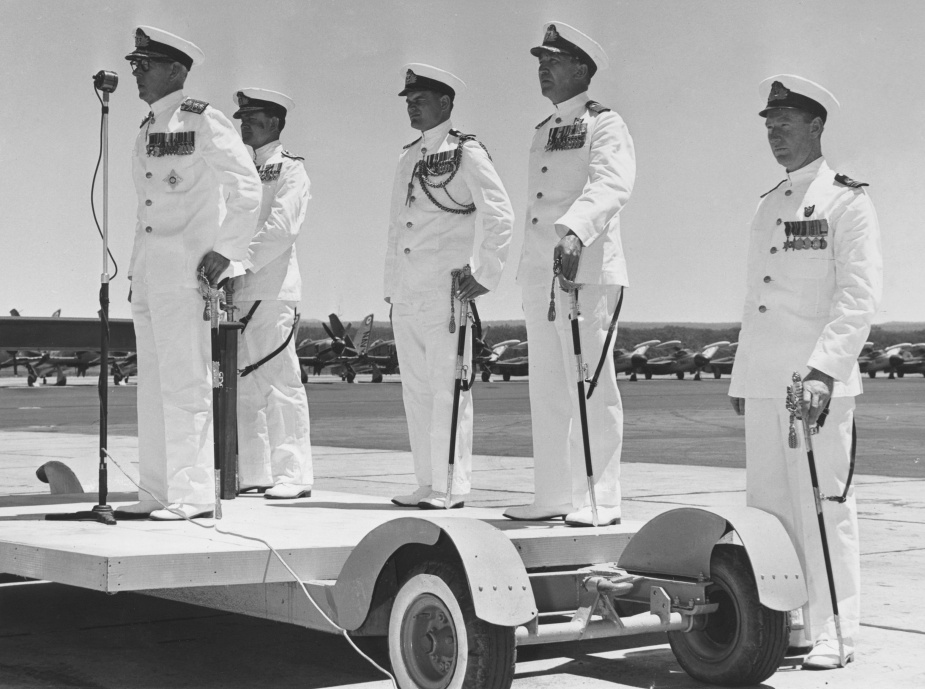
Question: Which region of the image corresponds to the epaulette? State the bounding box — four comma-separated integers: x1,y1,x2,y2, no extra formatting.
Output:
180,98,209,114
835,173,868,188
760,179,786,198
281,150,304,161
535,114,553,129
139,112,154,129
586,100,611,115
403,136,422,150
450,129,492,161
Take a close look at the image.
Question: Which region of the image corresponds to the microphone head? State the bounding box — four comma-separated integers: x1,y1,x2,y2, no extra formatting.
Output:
93,70,119,93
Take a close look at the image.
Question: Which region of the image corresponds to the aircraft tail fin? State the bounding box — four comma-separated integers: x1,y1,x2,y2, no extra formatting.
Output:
10,309,20,317
357,314,375,356
51,309,61,318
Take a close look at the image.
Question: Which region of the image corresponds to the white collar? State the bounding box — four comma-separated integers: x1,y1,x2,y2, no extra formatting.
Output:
253,140,282,166
419,118,454,152
149,89,185,117
553,91,590,119
787,156,826,185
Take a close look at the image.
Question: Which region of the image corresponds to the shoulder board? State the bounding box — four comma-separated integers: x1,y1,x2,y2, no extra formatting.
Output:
585,100,611,115
450,129,492,161
834,173,868,188
402,136,422,150
281,150,304,161
535,114,553,130
139,112,154,129
760,179,786,198
180,98,209,114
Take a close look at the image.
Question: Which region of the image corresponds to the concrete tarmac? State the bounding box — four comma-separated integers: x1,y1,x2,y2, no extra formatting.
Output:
0,377,922,688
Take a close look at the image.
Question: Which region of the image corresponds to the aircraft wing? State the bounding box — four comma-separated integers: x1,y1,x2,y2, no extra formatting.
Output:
0,317,136,352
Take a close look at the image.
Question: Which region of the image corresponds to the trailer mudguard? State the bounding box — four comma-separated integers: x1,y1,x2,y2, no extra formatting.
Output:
333,516,536,630
618,506,806,611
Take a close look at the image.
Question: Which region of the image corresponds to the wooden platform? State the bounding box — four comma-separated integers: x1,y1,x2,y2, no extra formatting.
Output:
0,491,638,593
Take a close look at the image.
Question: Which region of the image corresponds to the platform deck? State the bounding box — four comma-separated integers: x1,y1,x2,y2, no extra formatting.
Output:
0,491,638,593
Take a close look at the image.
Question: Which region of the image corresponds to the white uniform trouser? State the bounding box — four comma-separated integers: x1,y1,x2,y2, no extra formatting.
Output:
523,283,623,509
236,300,313,488
131,284,215,506
745,397,860,644
392,297,473,495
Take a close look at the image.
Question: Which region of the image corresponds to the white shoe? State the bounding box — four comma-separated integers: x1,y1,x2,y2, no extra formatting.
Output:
391,486,433,507
564,506,622,527
417,492,466,509
802,639,855,670
503,503,572,521
264,484,312,500
149,503,214,521
113,500,162,517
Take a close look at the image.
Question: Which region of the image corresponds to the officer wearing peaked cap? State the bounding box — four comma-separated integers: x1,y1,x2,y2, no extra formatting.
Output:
119,26,261,521
730,74,882,670
230,88,313,500
384,64,514,510
504,22,635,527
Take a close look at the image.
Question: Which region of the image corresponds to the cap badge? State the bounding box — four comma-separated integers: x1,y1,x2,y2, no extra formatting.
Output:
134,28,149,48
804,205,815,217
544,24,559,42
405,69,417,86
237,92,250,106
769,81,791,102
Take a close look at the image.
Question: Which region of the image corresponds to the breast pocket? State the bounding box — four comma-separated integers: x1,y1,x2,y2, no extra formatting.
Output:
158,154,201,194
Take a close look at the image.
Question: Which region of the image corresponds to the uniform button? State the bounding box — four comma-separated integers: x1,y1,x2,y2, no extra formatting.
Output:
770,246,778,254
406,221,413,228
541,166,548,173
421,147,427,154
763,275,772,283
776,218,782,225
758,305,767,313
785,190,792,196
536,192,543,199
410,196,416,202
403,248,411,254
145,199,152,206
145,172,152,179
555,117,562,124
145,226,153,233
531,218,538,225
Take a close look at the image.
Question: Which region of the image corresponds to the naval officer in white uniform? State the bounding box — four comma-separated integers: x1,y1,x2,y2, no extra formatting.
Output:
384,64,513,509
729,75,882,669
504,22,635,526
231,89,313,500
120,27,261,520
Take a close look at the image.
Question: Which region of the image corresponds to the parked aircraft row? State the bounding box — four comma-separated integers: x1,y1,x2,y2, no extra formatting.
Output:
4,309,922,385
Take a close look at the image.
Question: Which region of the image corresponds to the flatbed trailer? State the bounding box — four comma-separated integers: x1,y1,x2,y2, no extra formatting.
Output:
0,491,807,688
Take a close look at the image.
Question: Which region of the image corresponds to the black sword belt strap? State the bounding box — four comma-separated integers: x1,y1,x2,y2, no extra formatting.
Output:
239,310,300,377
826,419,857,504
238,300,262,331
463,301,483,390
586,288,625,399
815,401,857,503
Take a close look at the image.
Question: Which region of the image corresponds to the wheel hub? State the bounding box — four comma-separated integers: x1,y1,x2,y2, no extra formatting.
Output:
401,593,458,689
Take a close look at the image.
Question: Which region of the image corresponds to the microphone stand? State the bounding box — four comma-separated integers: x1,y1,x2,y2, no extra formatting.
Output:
47,71,119,525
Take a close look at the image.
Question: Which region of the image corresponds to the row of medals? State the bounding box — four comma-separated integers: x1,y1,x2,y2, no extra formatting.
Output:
783,222,828,251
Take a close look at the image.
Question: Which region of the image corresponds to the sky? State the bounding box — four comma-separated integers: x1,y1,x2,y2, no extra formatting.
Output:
1,0,922,325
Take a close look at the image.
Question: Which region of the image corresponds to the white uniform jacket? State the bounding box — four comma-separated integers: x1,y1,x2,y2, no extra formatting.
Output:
129,90,261,292
234,140,310,302
384,119,513,303
517,91,636,287
730,158,882,399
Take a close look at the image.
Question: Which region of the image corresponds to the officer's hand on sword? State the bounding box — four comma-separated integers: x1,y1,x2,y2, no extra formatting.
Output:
554,227,583,290
729,368,833,425
455,274,489,301
197,251,230,285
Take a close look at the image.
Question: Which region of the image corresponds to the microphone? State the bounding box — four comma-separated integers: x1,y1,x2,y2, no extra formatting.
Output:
93,70,119,93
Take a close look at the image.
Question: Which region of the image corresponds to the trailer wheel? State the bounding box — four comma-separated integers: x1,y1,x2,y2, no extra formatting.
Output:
389,561,515,689
668,545,788,686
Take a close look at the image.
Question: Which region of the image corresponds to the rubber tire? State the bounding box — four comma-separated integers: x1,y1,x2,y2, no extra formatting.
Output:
502,373,510,382
667,545,788,686
389,561,515,689
868,370,876,378
897,370,905,378
676,372,685,380
714,369,722,379
481,370,491,383
645,371,652,380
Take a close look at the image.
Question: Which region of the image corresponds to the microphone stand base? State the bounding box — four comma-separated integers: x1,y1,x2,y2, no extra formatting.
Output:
46,504,117,525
